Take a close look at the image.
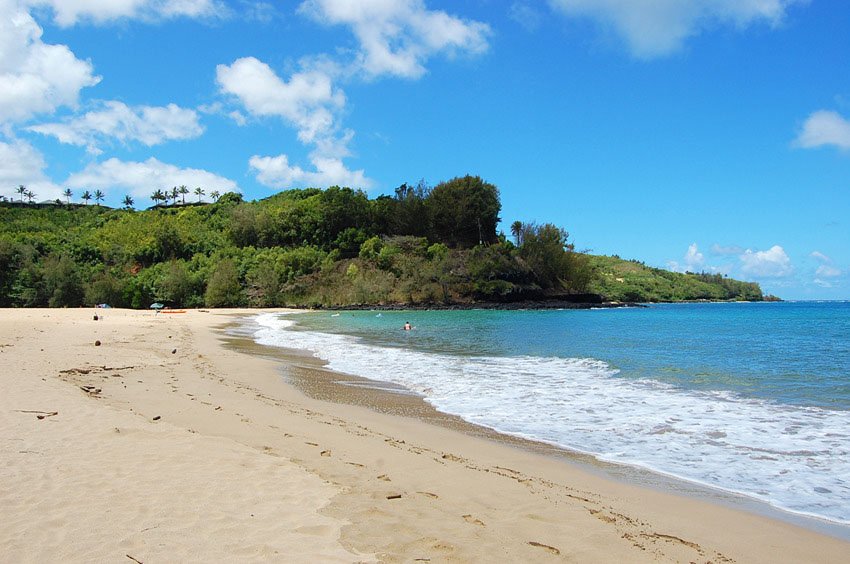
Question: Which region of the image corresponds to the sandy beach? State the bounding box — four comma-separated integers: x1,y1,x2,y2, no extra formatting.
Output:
1,308,848,563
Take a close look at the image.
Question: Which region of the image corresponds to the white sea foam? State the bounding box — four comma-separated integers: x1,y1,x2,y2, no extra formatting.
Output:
252,312,850,524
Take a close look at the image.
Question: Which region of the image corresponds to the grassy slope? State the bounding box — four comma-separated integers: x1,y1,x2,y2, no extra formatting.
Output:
586,255,763,302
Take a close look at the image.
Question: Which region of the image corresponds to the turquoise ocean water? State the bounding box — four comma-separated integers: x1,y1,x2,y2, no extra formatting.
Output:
251,302,850,525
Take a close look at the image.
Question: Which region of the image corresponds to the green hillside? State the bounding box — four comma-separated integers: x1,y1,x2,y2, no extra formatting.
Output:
0,179,765,308
586,255,763,302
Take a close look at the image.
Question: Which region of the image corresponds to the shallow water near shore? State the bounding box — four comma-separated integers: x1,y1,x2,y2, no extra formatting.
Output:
245,302,850,529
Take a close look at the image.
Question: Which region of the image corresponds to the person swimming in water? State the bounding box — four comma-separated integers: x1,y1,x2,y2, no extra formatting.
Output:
403,321,412,331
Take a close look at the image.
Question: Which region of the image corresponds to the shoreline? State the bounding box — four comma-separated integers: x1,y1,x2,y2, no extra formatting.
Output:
2,307,848,562
226,313,850,542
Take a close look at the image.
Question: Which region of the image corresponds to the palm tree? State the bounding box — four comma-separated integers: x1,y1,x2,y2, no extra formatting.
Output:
81,190,92,205
178,185,189,205
210,190,220,202
170,186,179,205
25,189,35,204
122,195,134,210
151,189,165,206
63,188,72,204
194,186,205,203
16,185,27,203
94,189,105,206
510,221,524,247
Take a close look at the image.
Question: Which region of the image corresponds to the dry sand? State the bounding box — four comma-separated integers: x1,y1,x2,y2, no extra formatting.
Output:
1,308,848,563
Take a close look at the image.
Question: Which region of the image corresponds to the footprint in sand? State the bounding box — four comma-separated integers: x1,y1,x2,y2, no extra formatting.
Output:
528,541,560,555
462,514,485,527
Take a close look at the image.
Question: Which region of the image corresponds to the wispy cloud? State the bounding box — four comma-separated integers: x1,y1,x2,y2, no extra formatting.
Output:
547,0,800,59
26,0,227,27
298,0,491,79
239,1,278,23
509,2,542,32
810,250,832,263
711,244,745,256
810,251,842,279
794,110,850,151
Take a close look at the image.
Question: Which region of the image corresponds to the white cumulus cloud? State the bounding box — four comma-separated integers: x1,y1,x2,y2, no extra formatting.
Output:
28,101,204,153
0,138,62,200
0,0,100,123
216,56,344,144
249,153,372,190
298,0,491,79
794,110,850,151
684,242,704,270
739,245,793,278
26,0,226,26
548,0,799,59
66,157,238,199
217,56,372,189
668,242,706,273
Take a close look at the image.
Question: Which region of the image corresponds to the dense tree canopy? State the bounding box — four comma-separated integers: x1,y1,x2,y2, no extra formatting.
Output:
428,175,500,248
0,176,764,308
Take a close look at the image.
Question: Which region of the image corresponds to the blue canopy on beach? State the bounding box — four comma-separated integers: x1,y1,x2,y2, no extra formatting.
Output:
149,302,164,310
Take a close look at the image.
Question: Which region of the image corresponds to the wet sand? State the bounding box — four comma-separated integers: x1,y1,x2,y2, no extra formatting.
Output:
224,319,850,542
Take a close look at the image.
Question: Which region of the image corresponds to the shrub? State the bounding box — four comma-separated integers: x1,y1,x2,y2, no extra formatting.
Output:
205,259,243,307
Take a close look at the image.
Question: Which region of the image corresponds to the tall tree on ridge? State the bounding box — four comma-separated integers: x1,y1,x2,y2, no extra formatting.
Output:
81,190,92,205
194,186,205,203
63,188,72,204
511,221,524,247
16,185,26,203
122,195,134,209
428,175,501,248
94,189,105,206
179,185,189,204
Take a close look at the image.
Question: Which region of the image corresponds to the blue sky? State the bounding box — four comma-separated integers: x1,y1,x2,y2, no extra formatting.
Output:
1,0,848,299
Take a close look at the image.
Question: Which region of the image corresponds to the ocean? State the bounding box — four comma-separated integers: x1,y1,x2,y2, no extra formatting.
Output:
249,302,850,526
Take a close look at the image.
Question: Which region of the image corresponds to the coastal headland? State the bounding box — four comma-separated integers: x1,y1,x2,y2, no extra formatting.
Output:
1,308,846,562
